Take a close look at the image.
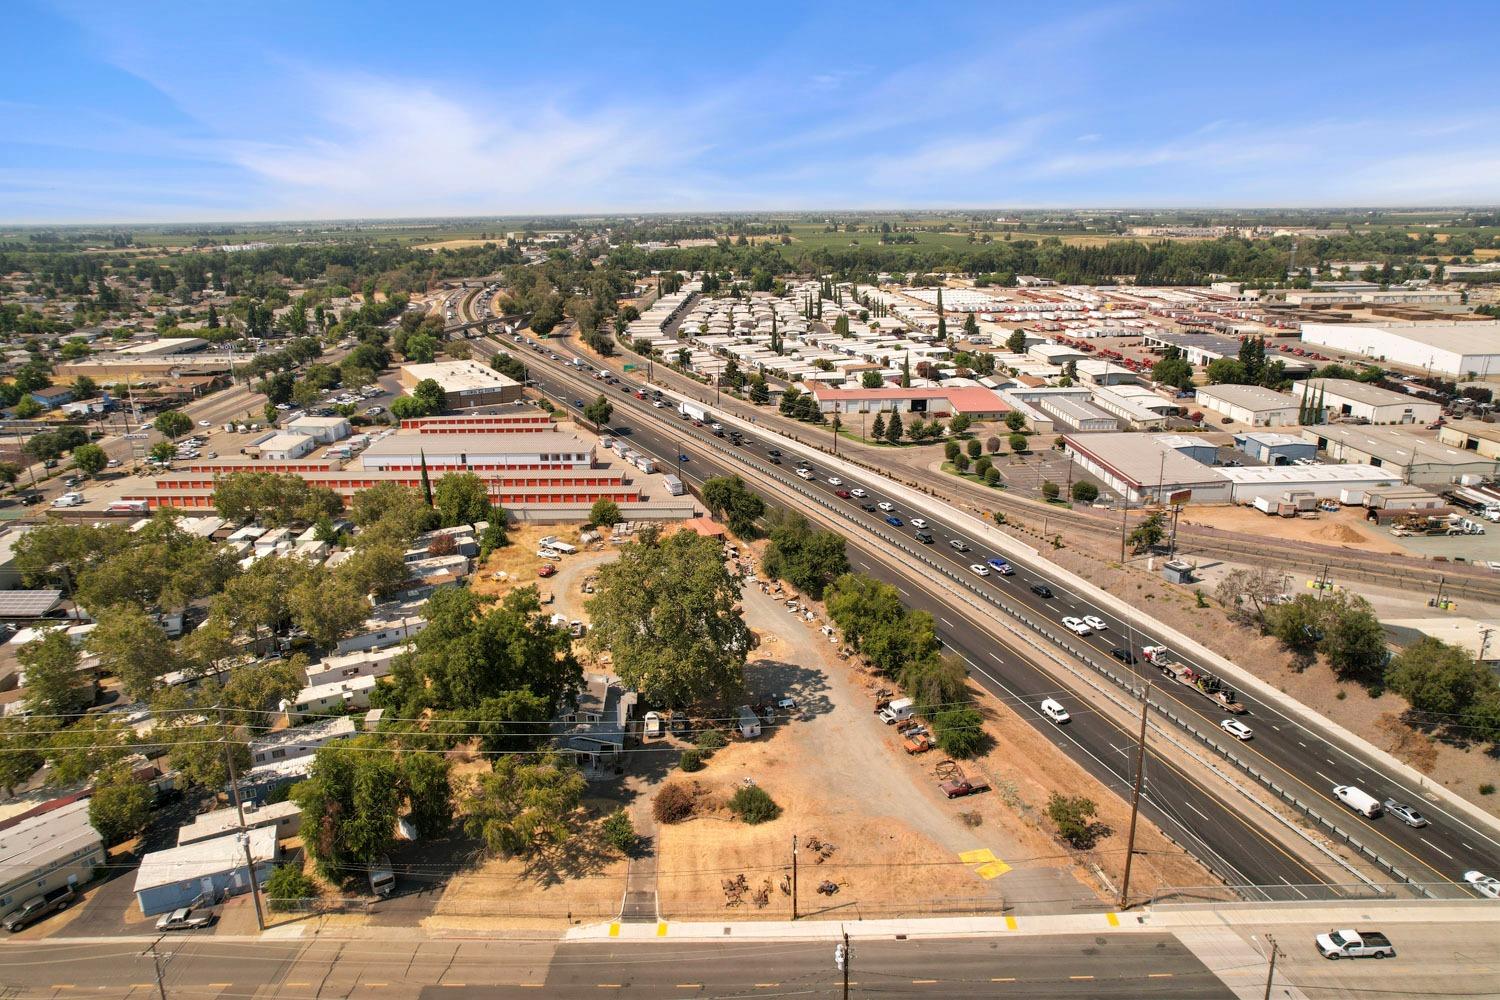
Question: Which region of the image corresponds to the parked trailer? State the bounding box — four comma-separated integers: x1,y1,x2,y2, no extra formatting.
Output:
663,475,686,497
1141,645,1248,714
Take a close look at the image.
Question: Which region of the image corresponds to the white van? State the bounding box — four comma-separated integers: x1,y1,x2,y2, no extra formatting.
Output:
1040,698,1071,724
878,697,914,724
51,492,84,508
1333,785,1384,818
368,855,395,897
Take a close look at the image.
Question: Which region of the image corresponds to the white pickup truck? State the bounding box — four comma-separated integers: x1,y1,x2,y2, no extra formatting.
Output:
1315,929,1395,959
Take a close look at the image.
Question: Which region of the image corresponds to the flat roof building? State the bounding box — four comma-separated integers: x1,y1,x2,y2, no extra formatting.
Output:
0,800,105,923
809,386,1010,419
1235,431,1317,465
1438,419,1500,460
1220,464,1400,504
1195,384,1302,427
246,433,316,461
398,361,522,408
1300,321,1500,378
285,415,352,444
133,826,277,916
178,800,301,847
1063,432,1232,504
1294,379,1442,426
360,431,592,471
1301,424,1500,486
1037,395,1118,432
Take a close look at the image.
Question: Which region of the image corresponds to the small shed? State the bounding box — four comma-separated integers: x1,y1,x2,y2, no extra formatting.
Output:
736,705,761,739
133,826,278,916
1161,559,1196,585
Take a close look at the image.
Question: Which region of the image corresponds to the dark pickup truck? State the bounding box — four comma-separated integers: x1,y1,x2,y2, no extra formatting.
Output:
3,885,76,932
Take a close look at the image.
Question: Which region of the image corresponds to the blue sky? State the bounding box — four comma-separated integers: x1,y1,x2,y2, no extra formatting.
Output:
4,1,1500,222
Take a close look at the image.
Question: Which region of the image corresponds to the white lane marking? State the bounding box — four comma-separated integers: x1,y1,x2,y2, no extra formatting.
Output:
1420,837,1455,861
941,617,955,628
1185,801,1212,822
1314,770,1333,783
989,652,1003,662
1463,842,1475,851
1279,877,1309,900
897,586,910,597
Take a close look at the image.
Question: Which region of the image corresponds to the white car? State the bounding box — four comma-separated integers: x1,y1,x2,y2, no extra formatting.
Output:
197,419,211,427
1082,615,1108,631
1061,617,1093,636
796,468,814,480
850,488,867,498
1465,870,1500,900
969,563,990,577
878,501,895,512
1220,719,1253,741
1040,698,1070,724
910,518,928,529
827,476,843,487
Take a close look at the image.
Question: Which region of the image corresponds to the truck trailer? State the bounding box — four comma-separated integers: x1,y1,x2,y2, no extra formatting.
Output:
1142,646,1248,714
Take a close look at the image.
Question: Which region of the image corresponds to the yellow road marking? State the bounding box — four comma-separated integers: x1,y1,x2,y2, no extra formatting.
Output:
657,922,668,937
608,922,621,937
975,860,1012,879
991,977,1016,983
1148,973,1174,978
1004,915,1018,930
1070,975,1095,981
912,979,938,984
1105,912,1119,926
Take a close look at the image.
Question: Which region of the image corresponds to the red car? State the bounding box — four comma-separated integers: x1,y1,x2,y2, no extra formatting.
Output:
537,563,557,578
834,489,852,499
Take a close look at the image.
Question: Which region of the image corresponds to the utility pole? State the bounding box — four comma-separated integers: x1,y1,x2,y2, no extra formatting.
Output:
1119,501,1129,562
840,929,851,1000
150,936,169,1000
218,706,265,931
1262,934,1281,1000
1118,682,1152,910
791,834,799,920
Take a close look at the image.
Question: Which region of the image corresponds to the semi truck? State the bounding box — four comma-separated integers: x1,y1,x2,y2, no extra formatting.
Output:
678,401,708,422
1141,646,1248,714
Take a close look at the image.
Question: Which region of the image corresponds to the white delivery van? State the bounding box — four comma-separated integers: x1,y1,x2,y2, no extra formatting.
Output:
1333,785,1384,818
878,697,915,724
737,705,761,739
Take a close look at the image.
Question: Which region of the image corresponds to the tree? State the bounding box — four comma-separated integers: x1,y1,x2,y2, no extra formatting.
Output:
400,752,453,838
412,378,448,416
18,630,91,716
962,313,979,339
1151,352,1195,390
264,865,318,911
1127,511,1166,554
933,706,987,758
1006,330,1027,355
1205,358,1248,384
1386,638,1496,725
589,498,622,527
462,754,585,856
149,441,177,464
70,443,107,477
1047,793,1107,849
1041,480,1060,501
861,370,884,389
153,410,193,440
403,333,439,364
292,736,404,880
944,440,961,462
949,413,972,436
213,472,341,527
824,573,939,676
1266,593,1326,665
1070,481,1098,503
434,472,493,527
289,573,369,647
1320,595,1388,682
952,452,970,473
761,511,849,599
871,413,886,441
1213,567,1291,630
0,718,44,796
350,482,437,542
885,411,904,444
583,395,613,429
586,527,750,706
701,476,765,537
0,461,20,486
966,438,982,460
1009,432,1029,453
88,606,178,700
1004,411,1026,432
88,767,154,845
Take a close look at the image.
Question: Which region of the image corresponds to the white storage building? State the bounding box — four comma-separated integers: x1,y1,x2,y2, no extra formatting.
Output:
1194,385,1301,427
1293,379,1442,426
1299,321,1500,378
1219,464,1401,505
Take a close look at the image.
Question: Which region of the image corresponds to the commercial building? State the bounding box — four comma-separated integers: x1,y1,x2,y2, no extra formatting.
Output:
0,801,105,924
1301,425,1500,486
1383,617,1500,664
1235,432,1317,465
285,415,351,444
178,800,301,847
398,361,522,408
1194,385,1302,427
246,433,316,461
360,431,592,471
1438,419,1500,460
1299,321,1500,378
1219,464,1400,505
1293,379,1442,425
133,826,278,916
809,386,1010,419
1037,395,1118,432
1063,432,1233,504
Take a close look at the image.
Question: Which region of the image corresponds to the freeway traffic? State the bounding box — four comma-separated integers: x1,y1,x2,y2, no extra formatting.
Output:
481,330,1500,901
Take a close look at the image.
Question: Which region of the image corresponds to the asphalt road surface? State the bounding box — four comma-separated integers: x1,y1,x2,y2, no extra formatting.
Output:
488,332,1500,900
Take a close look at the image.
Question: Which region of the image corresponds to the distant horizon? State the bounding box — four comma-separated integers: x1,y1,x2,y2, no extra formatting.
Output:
8,1,1500,223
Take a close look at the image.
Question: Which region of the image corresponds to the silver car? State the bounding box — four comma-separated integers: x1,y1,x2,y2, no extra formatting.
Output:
1383,799,1428,828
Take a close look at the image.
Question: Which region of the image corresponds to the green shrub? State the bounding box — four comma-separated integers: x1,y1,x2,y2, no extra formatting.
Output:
680,749,705,772
654,783,696,824
1041,480,1060,501
1070,481,1098,503
264,864,318,912
696,729,727,753
728,785,781,825
1482,783,1496,796
1047,793,1107,849
933,707,988,758
984,466,1002,486
602,809,636,852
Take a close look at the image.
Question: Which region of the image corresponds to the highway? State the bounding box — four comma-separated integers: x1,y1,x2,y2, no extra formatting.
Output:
481,330,1500,901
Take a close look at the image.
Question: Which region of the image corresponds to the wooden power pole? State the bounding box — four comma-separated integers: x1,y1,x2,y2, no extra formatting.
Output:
1118,682,1152,910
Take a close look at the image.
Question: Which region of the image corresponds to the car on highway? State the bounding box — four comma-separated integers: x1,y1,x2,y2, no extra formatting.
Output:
947,538,970,553
1030,583,1054,598
796,468,814,480
909,517,927,529
1040,698,1070,724
1061,616,1092,636
968,563,990,577
827,477,843,487
52,492,84,508
885,515,904,527
767,448,782,457
1219,719,1253,741
850,488,867,498
1383,800,1428,828
156,907,215,932
986,557,1012,574
768,455,781,464
1082,615,1108,631
1110,647,1137,664
572,399,584,408
878,501,895,512
834,489,852,499
1464,870,1500,899
860,502,877,512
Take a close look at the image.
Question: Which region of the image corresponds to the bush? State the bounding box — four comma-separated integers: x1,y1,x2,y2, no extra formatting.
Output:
944,440,961,462
1070,481,1098,503
933,707,988,758
264,864,318,912
696,729,727,752
1041,480,1060,501
728,785,782,825
965,438,982,460
974,456,993,478
602,809,637,852
1482,783,1496,796
984,466,1002,486
679,748,705,772
1047,793,1107,849
590,498,622,527
654,783,696,824
1009,432,1029,454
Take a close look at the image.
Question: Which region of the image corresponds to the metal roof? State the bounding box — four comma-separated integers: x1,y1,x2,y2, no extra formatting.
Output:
0,590,64,619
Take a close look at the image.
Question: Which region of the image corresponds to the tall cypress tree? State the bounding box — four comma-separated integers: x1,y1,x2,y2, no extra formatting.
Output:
419,450,433,506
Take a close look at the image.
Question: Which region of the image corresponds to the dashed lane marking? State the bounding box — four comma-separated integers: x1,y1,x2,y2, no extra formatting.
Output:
992,977,1016,982
912,979,938,984
1314,770,1333,783
1420,837,1455,861
1070,975,1095,981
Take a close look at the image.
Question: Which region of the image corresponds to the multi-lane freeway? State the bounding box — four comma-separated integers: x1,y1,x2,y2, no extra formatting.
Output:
478,330,1500,902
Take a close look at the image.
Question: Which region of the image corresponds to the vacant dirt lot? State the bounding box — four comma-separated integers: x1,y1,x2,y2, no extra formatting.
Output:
1180,505,1403,554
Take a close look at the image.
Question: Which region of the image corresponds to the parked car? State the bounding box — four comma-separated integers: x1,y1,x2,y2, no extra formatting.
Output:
1040,698,1070,724
3,885,75,932
537,564,557,578
1465,870,1500,900
156,906,214,932
1383,800,1428,828
1219,719,1253,741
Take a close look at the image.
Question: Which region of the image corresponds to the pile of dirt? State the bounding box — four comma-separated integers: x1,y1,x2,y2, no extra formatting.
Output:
1311,523,1370,544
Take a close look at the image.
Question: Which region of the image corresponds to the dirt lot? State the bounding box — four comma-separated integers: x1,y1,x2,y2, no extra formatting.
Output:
1180,504,1404,554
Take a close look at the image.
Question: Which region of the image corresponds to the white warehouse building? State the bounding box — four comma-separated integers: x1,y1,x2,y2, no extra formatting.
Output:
1293,379,1442,426
1299,321,1500,379
1194,384,1302,427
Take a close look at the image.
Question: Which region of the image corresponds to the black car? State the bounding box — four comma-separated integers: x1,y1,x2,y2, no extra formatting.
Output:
768,448,782,457
768,455,782,464
860,501,878,512
1110,648,1137,664
1030,583,1054,598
